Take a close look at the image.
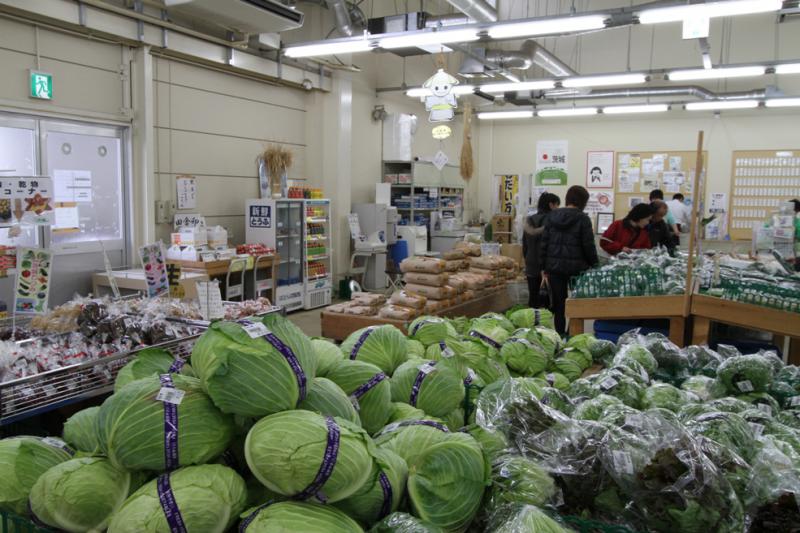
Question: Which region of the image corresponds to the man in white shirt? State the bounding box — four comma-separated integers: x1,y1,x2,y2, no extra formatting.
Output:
667,193,691,233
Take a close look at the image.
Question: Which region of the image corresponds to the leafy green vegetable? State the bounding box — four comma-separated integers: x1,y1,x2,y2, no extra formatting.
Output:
488,454,556,508
333,447,408,525
467,318,511,349
534,372,571,391
390,359,464,418
681,376,725,402
310,338,344,377
327,359,392,435
408,317,453,346
406,339,426,359
573,394,623,421
239,501,363,532
63,406,101,455
716,354,774,395
553,358,584,382
589,339,617,365
491,505,573,533
0,436,72,516
340,325,408,375
387,402,428,424
641,383,688,413
478,312,515,332
114,347,193,392
685,411,757,462
375,421,451,467
30,457,131,533
369,512,443,532
613,344,657,374
500,335,550,376
299,377,360,425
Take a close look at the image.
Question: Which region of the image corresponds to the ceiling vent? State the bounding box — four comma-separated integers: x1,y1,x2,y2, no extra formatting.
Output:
165,0,304,34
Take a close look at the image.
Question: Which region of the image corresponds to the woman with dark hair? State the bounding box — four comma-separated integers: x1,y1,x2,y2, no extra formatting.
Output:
540,185,599,335
601,203,654,256
523,192,560,308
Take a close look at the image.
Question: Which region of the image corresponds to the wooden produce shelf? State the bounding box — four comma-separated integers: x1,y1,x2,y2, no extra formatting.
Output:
566,295,687,346
321,288,513,341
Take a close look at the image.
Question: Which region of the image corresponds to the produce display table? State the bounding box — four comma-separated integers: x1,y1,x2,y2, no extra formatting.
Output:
566,295,687,346
92,269,209,299
320,288,512,341
690,294,800,362
171,254,279,302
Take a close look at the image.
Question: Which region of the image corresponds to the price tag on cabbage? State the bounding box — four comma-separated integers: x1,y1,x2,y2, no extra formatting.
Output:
600,377,618,391
736,380,754,393
756,403,772,415
156,387,185,405
418,363,437,374
441,346,455,358
790,396,800,407
612,450,634,475
239,320,269,338
749,422,765,438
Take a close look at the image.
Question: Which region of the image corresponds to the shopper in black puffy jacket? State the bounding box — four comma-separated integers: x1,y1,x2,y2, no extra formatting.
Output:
522,192,560,308
540,185,599,335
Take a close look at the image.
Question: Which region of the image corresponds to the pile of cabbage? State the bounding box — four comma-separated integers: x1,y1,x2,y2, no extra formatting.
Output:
3,308,800,533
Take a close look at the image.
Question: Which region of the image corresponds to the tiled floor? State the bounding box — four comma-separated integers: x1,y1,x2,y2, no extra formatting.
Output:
287,307,324,338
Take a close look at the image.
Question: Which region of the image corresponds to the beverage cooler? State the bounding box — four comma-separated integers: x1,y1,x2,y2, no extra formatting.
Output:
245,199,304,311
303,199,332,309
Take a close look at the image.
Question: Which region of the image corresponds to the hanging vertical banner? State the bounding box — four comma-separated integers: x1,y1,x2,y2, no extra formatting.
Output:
535,140,569,185
497,175,519,216
15,248,53,314
139,242,169,298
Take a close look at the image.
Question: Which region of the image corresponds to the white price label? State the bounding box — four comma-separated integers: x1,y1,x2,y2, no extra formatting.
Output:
441,347,455,358
625,414,643,429
418,363,437,375
241,321,269,338
600,377,618,391
156,387,185,405
756,403,773,416
639,368,649,381
736,380,754,392
467,369,477,382
790,396,800,407
749,422,765,438
41,437,70,451
612,450,634,475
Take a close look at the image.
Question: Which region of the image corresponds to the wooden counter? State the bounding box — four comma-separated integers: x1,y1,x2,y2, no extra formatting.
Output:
169,255,278,302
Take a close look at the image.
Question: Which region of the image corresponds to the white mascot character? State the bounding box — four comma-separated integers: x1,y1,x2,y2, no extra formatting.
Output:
423,68,459,122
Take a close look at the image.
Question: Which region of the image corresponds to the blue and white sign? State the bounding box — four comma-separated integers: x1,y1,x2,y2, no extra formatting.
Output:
249,205,271,228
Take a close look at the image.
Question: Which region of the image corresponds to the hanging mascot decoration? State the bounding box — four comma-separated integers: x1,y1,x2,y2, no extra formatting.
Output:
423,68,459,122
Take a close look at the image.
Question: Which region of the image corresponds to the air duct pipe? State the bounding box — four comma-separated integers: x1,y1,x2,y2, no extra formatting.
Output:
446,0,498,23
328,0,359,36
545,86,767,101
485,40,577,77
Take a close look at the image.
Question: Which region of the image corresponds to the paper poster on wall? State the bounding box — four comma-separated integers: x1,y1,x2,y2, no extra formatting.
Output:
14,248,52,314
53,170,92,202
668,156,682,171
709,192,728,213
497,174,519,216
586,190,615,220
629,197,644,208
597,213,614,234
618,170,635,192
642,159,655,178
138,242,168,298
531,186,549,211
642,178,661,192
432,150,449,171
53,204,80,231
535,140,568,185
8,177,55,226
586,151,614,188
652,154,666,173
176,175,197,210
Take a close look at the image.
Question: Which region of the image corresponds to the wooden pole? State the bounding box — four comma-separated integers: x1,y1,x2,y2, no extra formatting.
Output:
683,131,704,317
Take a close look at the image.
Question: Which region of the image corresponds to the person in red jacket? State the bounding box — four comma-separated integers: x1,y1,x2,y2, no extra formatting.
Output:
601,203,654,255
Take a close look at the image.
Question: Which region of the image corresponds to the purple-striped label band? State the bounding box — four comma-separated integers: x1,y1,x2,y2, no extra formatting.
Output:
410,318,439,336
168,358,185,373
378,419,450,436
350,327,377,360
534,309,541,326
239,501,273,532
350,372,386,400
157,474,188,533
409,362,436,407
160,374,180,471
41,437,75,456
468,330,501,349
262,332,307,404
378,472,393,519
27,501,49,529
294,416,340,502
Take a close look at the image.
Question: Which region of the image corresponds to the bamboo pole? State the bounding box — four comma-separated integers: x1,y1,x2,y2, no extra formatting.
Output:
683,131,704,317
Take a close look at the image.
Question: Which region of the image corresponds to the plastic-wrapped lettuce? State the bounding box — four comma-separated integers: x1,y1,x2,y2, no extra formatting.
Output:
244,411,373,503
589,370,643,408
390,359,463,418
500,334,550,376
489,505,573,533
613,344,657,375
643,333,688,371
535,372,571,391
327,359,392,435
589,339,617,366
567,378,600,402
737,392,781,417
341,325,408,375
63,406,101,455
98,374,234,471
706,396,752,414
744,436,800,529
333,447,408,526
467,318,511,350
488,454,557,508
573,394,624,422
685,411,757,462
406,339,426,359
369,512,443,532
610,359,650,386
539,387,574,416
716,354,773,395
0,436,73,516
29,457,132,533
107,464,247,533
641,383,688,413
474,378,544,433
239,501,363,532
190,315,317,417
684,345,725,377
310,338,344,377
680,375,725,402
114,347,194,392
299,377,360,425
408,317,453,346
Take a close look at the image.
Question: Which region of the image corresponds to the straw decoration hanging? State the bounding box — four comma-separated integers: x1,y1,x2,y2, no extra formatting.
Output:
460,102,474,181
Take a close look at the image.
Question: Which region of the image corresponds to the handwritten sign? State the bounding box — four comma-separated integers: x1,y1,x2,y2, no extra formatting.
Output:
173,213,206,231
176,176,197,210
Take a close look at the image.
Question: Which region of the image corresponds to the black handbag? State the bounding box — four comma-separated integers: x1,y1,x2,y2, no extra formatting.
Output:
538,277,552,309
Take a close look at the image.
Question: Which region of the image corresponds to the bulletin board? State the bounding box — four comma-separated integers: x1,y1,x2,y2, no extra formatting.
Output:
613,150,708,221
728,150,800,241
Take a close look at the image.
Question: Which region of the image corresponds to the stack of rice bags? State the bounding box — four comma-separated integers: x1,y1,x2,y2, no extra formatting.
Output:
467,254,518,291
328,292,386,316
399,256,460,313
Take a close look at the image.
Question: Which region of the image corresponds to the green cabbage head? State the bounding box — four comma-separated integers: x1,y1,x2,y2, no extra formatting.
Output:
341,325,408,375
114,347,194,392
406,339,426,359
327,359,392,435
390,359,464,418
310,338,344,377
63,406,101,455
107,464,246,533
0,436,72,515
239,501,362,532
408,316,454,346
642,382,688,413
716,354,774,394
30,457,131,533
299,377,360,425
500,336,549,376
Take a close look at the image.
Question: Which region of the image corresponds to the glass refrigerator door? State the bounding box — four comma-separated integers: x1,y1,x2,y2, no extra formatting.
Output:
276,201,291,284
288,202,303,283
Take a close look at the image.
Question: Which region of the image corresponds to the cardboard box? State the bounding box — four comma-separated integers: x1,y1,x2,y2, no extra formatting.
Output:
495,233,512,244
501,243,523,267
491,215,512,234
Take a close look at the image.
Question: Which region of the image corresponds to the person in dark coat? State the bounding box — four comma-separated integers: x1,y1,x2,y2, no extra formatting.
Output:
540,186,599,335
522,193,560,308
647,200,676,255
601,203,654,256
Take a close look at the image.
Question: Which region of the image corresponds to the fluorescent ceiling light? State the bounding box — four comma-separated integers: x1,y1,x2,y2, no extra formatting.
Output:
285,40,372,58
537,107,598,117
379,29,479,49
488,14,606,39
479,80,556,93
562,73,647,88
667,66,766,81
765,98,800,108
406,85,475,97
685,100,760,111
638,0,782,24
603,104,670,114
776,63,800,75
477,110,534,120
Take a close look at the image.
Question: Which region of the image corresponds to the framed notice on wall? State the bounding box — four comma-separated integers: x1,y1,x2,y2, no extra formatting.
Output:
586,151,614,188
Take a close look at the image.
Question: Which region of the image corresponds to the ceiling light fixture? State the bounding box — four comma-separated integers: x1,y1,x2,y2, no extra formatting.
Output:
537,107,599,117
637,0,783,25
561,73,647,88
603,104,670,114
684,100,760,111
284,39,373,58
776,63,800,75
379,28,479,49
765,98,800,108
667,66,766,81
487,14,607,39
479,80,556,93
477,110,535,120
406,85,476,97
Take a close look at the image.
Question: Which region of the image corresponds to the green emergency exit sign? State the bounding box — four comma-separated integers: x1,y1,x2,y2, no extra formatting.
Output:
29,70,53,100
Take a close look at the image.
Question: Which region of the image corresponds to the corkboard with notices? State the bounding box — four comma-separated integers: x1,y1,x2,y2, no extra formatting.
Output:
613,151,708,220
729,150,800,241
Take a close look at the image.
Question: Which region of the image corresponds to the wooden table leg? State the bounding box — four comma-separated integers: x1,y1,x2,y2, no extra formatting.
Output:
668,317,686,347
568,318,584,338
691,316,712,346
789,338,800,366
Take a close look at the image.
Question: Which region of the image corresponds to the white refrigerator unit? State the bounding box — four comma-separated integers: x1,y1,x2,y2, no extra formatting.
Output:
245,198,304,311
351,203,395,290
303,199,332,309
